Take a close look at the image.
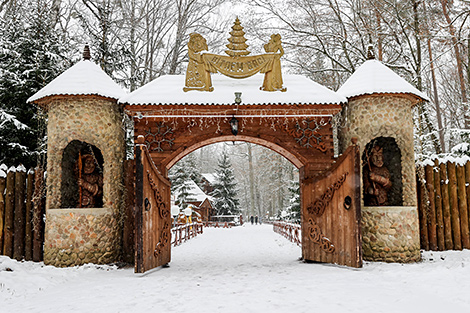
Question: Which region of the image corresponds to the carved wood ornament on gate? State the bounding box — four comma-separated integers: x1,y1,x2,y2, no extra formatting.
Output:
307,172,349,216
147,171,171,257
306,171,350,254
183,18,286,92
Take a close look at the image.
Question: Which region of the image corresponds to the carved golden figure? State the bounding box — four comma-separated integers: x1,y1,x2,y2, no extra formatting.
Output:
183,18,286,92
75,154,103,208
183,33,213,92
363,145,392,206
261,34,286,92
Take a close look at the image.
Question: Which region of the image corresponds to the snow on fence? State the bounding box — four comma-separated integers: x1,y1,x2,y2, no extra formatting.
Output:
273,221,301,246
0,165,46,262
417,160,470,251
171,222,203,246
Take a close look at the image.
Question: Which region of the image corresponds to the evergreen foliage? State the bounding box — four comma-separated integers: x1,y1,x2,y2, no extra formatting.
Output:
169,159,196,209
0,1,67,168
211,149,240,215
284,180,300,223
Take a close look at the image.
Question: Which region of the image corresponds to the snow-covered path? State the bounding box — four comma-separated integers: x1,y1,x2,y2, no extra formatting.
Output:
1,224,470,313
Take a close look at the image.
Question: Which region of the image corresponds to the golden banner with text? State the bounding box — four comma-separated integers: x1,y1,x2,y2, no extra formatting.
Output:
203,53,275,78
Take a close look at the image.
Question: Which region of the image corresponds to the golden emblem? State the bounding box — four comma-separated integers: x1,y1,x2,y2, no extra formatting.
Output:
183,17,286,92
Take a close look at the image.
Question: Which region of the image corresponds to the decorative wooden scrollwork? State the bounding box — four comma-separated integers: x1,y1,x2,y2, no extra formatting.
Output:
308,218,335,253
147,171,170,219
154,221,171,257
307,172,349,216
144,122,175,152
284,118,328,152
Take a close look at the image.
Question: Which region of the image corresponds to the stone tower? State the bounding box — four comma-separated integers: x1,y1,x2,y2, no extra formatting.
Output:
337,58,429,263
27,46,126,267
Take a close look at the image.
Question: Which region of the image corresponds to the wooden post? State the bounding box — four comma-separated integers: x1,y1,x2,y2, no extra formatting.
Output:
32,168,45,262
425,165,437,250
466,162,470,249
417,171,428,250
457,164,470,249
447,162,462,250
440,162,453,249
0,173,6,252
13,168,26,260
24,170,34,260
3,169,15,257
122,160,135,264
433,160,445,250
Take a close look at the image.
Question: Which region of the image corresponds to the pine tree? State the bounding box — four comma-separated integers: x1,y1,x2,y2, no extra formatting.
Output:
211,149,240,215
0,1,67,167
169,160,196,209
225,17,250,57
285,180,300,223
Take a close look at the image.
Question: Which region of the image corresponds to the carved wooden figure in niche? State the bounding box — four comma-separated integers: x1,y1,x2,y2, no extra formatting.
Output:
75,154,103,208
363,144,392,206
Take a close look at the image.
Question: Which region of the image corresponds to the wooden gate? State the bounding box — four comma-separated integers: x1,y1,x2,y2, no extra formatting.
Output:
301,143,362,268
135,141,171,273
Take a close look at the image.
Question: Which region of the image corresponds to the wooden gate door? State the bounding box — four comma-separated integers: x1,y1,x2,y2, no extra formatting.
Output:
301,143,362,267
135,142,171,273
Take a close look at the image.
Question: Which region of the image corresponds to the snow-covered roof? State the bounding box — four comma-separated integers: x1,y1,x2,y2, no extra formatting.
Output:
201,173,217,185
119,74,347,106
337,59,429,101
175,180,213,203
27,60,126,103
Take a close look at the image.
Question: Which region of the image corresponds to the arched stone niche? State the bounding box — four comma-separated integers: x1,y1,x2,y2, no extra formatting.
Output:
60,140,104,208
362,137,403,206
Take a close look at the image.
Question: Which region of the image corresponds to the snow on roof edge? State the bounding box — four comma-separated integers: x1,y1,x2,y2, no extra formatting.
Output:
27,60,127,104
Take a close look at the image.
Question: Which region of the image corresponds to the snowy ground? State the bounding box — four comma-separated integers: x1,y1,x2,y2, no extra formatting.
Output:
1,224,470,313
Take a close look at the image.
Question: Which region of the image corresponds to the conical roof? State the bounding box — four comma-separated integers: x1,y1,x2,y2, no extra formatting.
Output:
337,59,429,101
28,59,126,104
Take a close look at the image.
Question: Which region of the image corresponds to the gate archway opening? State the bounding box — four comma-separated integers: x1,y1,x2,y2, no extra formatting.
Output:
168,140,300,226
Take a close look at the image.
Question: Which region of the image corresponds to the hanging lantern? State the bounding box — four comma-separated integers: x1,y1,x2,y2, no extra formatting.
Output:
229,115,239,136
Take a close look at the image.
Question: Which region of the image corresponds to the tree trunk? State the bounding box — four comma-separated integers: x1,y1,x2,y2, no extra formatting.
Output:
440,0,468,128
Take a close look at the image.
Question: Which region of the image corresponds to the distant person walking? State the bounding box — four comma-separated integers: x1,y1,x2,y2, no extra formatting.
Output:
250,215,254,225
255,215,258,225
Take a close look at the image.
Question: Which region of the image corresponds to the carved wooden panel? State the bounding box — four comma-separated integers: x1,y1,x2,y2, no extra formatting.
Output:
301,143,362,268
135,144,171,273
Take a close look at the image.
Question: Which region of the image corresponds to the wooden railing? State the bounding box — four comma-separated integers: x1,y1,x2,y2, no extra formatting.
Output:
273,221,301,246
203,221,235,228
171,222,203,246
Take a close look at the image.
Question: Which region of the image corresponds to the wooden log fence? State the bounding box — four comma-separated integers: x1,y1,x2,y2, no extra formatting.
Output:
171,222,203,247
273,221,301,246
417,160,470,251
0,165,45,261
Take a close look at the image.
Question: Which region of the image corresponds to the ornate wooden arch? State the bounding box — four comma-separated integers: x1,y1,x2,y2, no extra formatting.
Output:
126,98,362,272
166,134,304,170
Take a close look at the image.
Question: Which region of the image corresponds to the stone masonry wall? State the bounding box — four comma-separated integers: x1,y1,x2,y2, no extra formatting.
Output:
339,94,420,262
45,96,125,213
42,95,125,266
44,208,119,266
362,206,420,262
339,94,417,207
